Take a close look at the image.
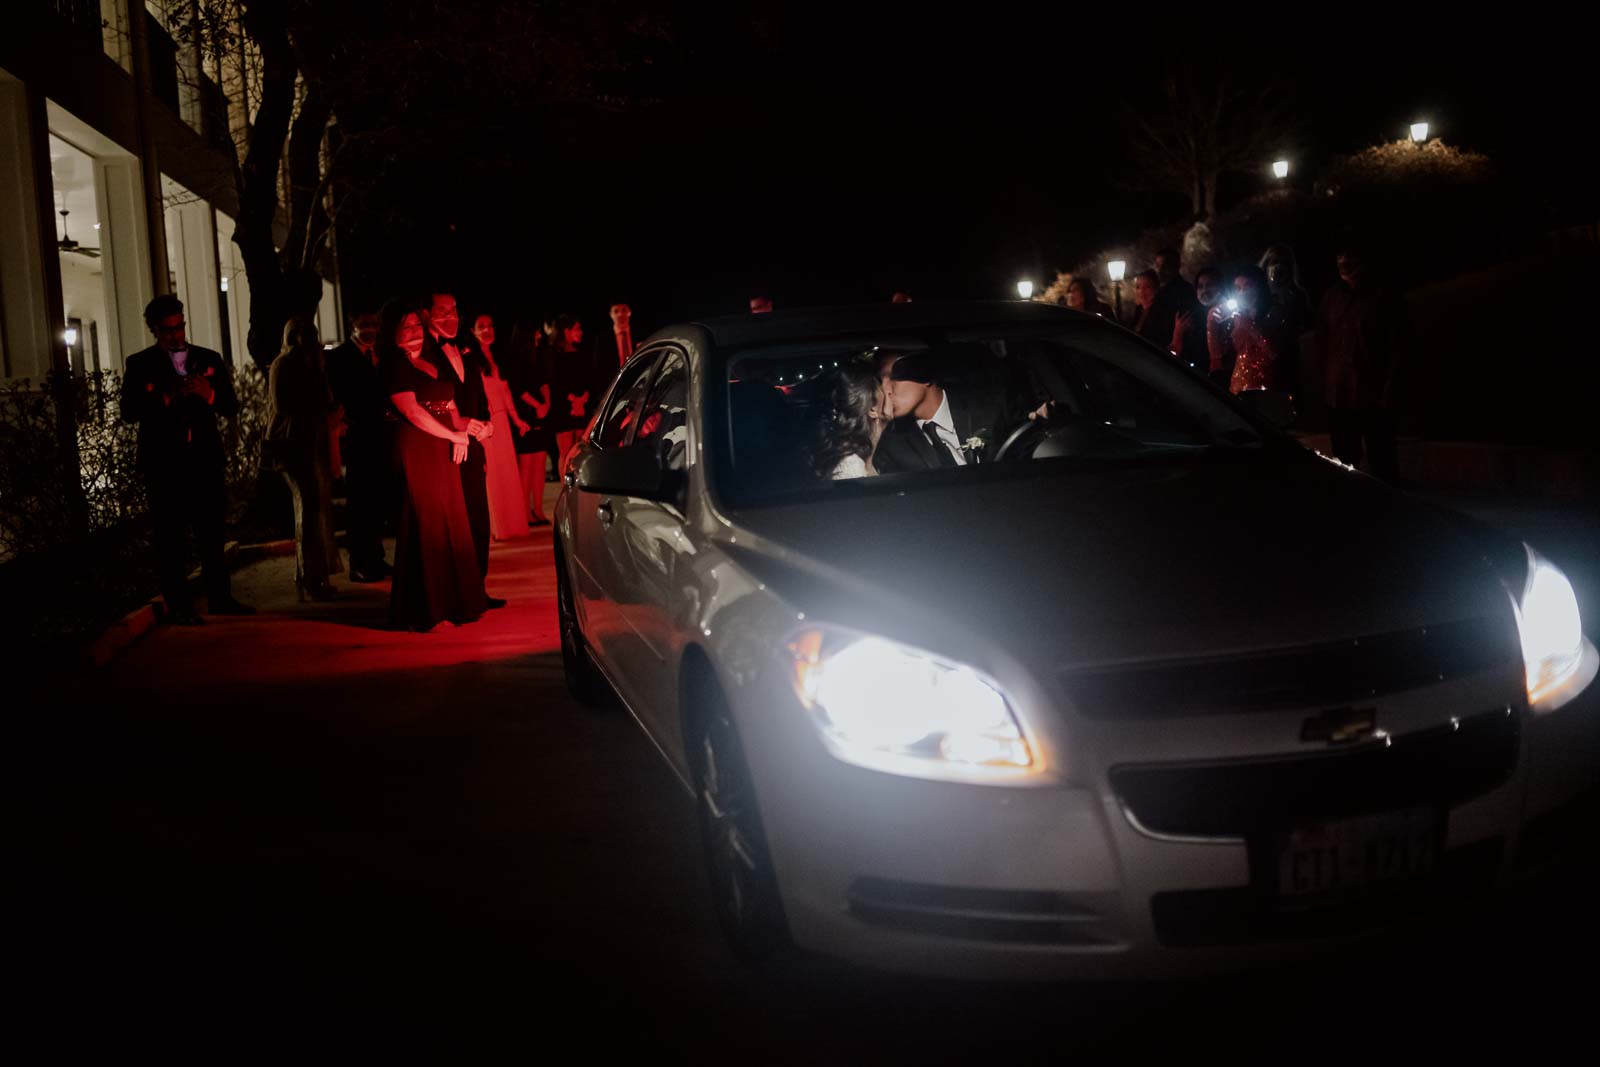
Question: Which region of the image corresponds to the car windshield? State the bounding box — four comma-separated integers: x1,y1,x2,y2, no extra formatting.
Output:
714,320,1268,507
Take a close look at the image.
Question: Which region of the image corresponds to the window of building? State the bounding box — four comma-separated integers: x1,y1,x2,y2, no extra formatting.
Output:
47,99,153,373
161,173,222,354
50,134,110,375
101,0,133,72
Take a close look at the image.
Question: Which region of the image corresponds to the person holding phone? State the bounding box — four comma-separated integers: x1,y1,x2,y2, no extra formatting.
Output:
120,294,254,625
1226,265,1281,394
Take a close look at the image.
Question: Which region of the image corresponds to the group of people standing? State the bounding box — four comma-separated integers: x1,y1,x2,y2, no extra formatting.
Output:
1063,243,1406,480
263,291,620,632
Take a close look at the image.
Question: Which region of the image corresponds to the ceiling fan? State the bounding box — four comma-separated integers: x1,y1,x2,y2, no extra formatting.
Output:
58,209,102,259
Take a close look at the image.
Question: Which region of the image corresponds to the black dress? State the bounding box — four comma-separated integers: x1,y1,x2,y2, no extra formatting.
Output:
384,353,486,631
509,341,557,456
549,346,603,433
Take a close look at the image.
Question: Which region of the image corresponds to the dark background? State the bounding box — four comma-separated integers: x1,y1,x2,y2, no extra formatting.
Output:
334,2,1597,331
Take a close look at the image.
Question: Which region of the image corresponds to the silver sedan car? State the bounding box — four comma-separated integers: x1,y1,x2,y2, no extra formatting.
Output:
553,301,1598,978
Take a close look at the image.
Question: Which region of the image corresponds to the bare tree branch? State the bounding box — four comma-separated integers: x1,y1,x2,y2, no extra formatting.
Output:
1125,66,1296,222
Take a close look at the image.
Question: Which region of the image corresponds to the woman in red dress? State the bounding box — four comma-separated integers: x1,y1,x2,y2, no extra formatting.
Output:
469,312,531,541
381,299,486,631
1227,265,1282,395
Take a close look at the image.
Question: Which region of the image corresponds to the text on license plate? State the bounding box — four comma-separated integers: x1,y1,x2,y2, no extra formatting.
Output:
1278,808,1440,898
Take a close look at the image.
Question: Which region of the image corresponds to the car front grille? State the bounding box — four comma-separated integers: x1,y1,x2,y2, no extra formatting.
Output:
1110,707,1519,840
846,878,1121,946
1063,616,1520,719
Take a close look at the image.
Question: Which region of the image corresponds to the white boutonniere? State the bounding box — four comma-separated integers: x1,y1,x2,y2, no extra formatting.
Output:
962,435,986,462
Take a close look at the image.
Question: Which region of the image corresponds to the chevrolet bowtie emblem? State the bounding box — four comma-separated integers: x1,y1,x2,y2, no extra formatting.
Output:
1301,706,1378,745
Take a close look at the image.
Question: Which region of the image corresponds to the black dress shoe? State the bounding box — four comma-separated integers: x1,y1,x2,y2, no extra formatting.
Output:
209,597,257,616
297,581,338,602
349,568,387,584
484,595,508,610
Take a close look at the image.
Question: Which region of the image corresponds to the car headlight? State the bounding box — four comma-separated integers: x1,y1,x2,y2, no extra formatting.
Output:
787,627,1035,782
1512,546,1596,712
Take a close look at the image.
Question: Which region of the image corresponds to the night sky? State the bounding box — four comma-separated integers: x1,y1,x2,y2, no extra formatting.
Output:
336,1,1596,330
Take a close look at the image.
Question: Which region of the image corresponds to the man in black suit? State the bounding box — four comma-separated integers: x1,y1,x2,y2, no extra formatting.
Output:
419,290,505,609
872,349,1028,473
326,310,392,582
119,295,254,624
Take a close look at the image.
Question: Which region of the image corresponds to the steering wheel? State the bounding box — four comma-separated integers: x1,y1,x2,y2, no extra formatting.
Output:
991,416,1049,462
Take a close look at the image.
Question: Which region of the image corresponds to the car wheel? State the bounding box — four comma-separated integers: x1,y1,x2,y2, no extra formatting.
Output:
692,686,790,961
554,539,611,708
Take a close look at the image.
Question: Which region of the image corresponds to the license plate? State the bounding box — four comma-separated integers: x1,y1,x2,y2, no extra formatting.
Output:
1276,808,1440,900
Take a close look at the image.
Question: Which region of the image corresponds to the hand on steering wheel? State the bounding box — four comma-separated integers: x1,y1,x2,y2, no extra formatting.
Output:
990,416,1050,462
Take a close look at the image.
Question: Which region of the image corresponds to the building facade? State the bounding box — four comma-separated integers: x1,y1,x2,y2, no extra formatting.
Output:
0,1,341,383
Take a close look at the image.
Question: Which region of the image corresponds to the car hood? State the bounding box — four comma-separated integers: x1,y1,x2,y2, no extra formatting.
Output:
724,454,1518,668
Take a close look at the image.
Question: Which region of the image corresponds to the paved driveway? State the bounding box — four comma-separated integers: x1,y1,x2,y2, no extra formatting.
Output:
17,503,1600,1060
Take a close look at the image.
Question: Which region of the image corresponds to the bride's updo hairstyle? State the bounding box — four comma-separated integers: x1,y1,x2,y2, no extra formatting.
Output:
807,357,880,480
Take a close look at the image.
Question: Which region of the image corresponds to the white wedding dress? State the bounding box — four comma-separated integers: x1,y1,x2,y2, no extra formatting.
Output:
830,454,870,480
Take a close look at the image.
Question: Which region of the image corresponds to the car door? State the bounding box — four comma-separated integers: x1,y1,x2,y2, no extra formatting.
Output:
567,350,659,673
601,347,694,734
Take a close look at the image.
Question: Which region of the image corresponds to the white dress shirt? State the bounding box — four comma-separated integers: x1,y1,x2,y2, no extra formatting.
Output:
166,348,190,376
917,393,967,466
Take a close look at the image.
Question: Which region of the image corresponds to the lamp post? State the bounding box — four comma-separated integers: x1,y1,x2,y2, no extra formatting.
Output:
1016,279,1034,301
1272,159,1289,179
1108,260,1126,323
1410,121,1429,143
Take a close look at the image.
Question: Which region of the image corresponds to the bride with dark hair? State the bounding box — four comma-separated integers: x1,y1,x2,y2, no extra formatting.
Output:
807,359,891,480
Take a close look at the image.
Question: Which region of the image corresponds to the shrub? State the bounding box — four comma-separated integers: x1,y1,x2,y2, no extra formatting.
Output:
0,367,270,655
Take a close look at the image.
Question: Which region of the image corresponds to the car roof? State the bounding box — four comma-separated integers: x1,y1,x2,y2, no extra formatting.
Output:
684,301,1099,350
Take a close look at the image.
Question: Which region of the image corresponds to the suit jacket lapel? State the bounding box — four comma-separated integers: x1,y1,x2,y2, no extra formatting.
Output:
896,417,942,469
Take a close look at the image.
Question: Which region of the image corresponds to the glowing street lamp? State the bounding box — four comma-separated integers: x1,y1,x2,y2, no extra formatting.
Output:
1272,159,1290,179
1016,279,1034,300
1108,260,1126,322
1410,121,1429,143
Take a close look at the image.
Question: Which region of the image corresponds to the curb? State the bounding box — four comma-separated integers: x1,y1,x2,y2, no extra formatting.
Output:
1293,435,1597,500
86,537,297,668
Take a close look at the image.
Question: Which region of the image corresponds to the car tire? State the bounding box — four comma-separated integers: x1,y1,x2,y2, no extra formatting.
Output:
691,683,791,962
554,538,612,709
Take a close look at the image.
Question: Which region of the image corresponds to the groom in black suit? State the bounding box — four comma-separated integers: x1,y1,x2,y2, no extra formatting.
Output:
120,295,254,624
872,348,1026,473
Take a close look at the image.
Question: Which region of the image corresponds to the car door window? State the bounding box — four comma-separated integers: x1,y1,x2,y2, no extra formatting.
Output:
632,350,689,470
593,353,660,449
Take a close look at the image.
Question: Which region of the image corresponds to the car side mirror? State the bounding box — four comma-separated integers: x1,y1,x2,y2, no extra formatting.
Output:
1234,388,1297,429
575,445,684,505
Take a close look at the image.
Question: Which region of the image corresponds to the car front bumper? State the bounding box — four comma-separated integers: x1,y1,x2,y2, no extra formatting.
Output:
737,654,1600,981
